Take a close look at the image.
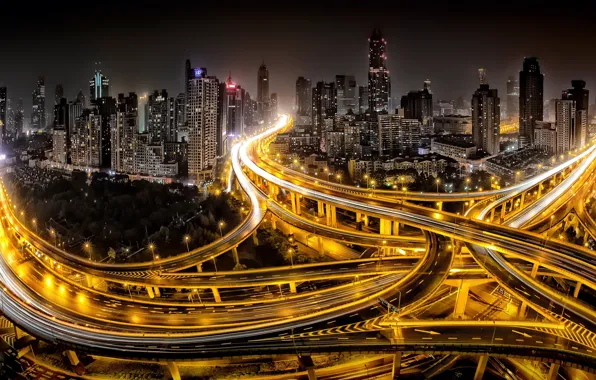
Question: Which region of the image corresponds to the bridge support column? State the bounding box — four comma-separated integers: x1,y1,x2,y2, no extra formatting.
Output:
380,219,392,235
473,354,488,380
317,201,325,217
325,204,337,227
453,280,470,318
196,263,202,272
391,352,402,379
500,202,506,219
317,236,324,253
530,262,539,278
153,287,161,297
392,221,400,236
65,350,80,366
211,287,222,303
146,286,155,299
520,192,526,208
289,282,297,293
547,363,560,380
574,282,582,298
232,246,240,265
307,367,317,380
271,217,277,230
489,208,495,223
538,181,543,197
436,201,443,211
167,362,181,380
252,230,259,245
290,192,301,215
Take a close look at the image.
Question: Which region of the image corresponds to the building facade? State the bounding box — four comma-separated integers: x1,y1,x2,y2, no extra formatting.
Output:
31,76,46,130
519,57,544,147
368,29,390,114
257,63,270,125
471,84,500,155
89,71,110,104
295,77,312,117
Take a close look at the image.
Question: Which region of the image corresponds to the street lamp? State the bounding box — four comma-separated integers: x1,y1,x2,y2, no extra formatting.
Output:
336,174,342,184
435,178,440,193
184,235,190,252
218,221,225,238
364,174,369,189
212,256,218,272
288,248,294,267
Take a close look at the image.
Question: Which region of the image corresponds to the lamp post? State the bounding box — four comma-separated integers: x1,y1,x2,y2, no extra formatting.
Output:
435,178,440,193
218,221,224,238
288,248,294,267
212,256,218,272
184,235,190,252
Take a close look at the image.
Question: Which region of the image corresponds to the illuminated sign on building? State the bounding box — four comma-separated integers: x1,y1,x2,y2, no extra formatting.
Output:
194,68,206,78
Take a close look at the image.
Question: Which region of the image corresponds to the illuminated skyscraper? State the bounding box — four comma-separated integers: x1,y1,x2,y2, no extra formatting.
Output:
110,93,138,173
270,93,278,118
506,76,520,119
257,62,270,125
368,28,390,114
31,76,46,130
186,67,219,180
295,77,312,117
146,89,169,142
0,87,6,143
14,99,23,136
472,84,500,155
312,81,336,151
220,74,246,155
89,71,109,104
562,80,589,149
519,57,544,148
336,75,357,115
358,86,369,114
555,99,575,154
478,68,487,85
400,83,433,134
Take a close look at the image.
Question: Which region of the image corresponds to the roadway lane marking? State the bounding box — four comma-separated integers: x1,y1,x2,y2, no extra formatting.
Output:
536,341,543,344
448,337,457,340
472,337,481,340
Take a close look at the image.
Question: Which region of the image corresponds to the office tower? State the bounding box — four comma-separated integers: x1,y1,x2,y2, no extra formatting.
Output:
378,115,421,155
89,71,109,104
533,121,556,153
31,77,46,131
336,75,357,115
368,28,390,114
76,90,86,108
270,93,278,118
186,67,219,180
400,82,433,134
424,80,432,93
145,89,169,142
111,93,138,173
519,57,544,147
257,62,270,125
478,68,487,85
243,92,255,132
562,80,589,149
53,98,69,163
555,99,576,154
14,99,23,136
0,87,6,143
358,86,369,114
71,109,101,167
174,93,185,137
295,77,312,116
220,74,246,155
55,84,64,105
506,76,520,119
471,84,500,155
312,81,336,151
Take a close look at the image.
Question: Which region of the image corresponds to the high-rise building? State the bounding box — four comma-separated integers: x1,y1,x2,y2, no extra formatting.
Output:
270,93,278,118
146,89,170,142
89,71,109,104
562,80,589,149
506,76,520,119
368,29,390,114
295,77,312,117
478,69,487,85
55,84,64,105
0,87,6,143
220,74,246,155
186,67,219,180
243,92,255,133
471,84,500,155
257,62,270,125
519,57,544,148
555,99,576,154
111,93,138,173
533,121,556,153
76,90,86,108
93,97,117,167
336,75,357,115
312,81,336,151
400,83,433,134
31,77,46,131
53,98,70,162
71,109,101,167
174,93,186,138
14,99,23,137
424,80,432,94
378,115,421,155
358,86,369,115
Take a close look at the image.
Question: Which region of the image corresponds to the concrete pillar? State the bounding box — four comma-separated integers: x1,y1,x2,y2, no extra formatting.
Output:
65,350,80,366
574,282,582,298
232,246,239,264
14,326,25,339
252,230,259,245
453,280,470,318
537,182,543,197
289,282,297,293
530,262,539,278
436,201,443,211
271,217,277,230
153,287,161,297
500,202,506,219
317,236,324,253
167,362,181,380
380,219,392,235
290,192,298,214
362,215,369,227
391,352,402,379
392,221,400,236
307,367,317,380
211,287,222,303
489,209,495,223
519,302,528,318
196,263,202,272
547,363,560,380
356,212,362,223
147,286,155,299
520,192,526,208
325,204,337,227
473,354,489,380
317,201,325,217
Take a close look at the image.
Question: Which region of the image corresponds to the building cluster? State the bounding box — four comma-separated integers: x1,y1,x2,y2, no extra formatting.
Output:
49,60,272,181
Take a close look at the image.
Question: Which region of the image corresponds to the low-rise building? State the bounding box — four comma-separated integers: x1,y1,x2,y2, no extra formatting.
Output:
433,115,472,134
430,139,476,161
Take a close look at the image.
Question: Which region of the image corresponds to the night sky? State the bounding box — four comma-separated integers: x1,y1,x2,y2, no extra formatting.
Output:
3,1,596,117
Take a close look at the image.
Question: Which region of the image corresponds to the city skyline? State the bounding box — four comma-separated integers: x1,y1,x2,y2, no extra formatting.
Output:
2,2,596,116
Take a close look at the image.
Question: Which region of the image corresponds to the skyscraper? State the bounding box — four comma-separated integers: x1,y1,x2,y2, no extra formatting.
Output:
31,76,46,130
471,84,500,155
146,89,169,142
186,67,219,180
221,74,245,155
55,84,64,105
336,75,357,115
478,69,487,85
89,71,109,104
14,99,23,137
368,29,390,114
295,77,312,117
519,57,544,148
270,93,278,118
0,87,6,143
506,76,520,119
562,80,589,149
312,81,336,151
400,83,433,134
555,99,576,154
174,93,186,140
257,62,270,125
358,86,369,114
111,93,138,173
76,90,87,108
